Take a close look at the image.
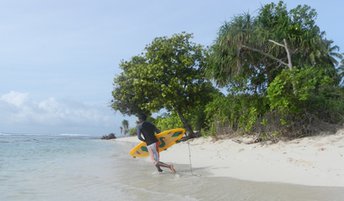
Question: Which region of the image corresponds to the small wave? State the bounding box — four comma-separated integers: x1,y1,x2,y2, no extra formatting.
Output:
59,133,90,137
0,131,45,136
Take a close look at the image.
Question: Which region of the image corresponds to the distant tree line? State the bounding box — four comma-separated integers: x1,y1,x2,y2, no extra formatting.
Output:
111,1,344,140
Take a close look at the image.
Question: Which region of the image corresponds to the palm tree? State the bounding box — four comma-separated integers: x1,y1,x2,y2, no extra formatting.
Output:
208,2,342,93
208,13,254,87
122,120,129,135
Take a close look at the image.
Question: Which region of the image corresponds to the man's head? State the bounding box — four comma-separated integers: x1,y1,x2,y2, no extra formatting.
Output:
137,114,147,122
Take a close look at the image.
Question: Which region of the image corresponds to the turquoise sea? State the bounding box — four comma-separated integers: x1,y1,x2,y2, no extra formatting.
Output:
1,134,344,201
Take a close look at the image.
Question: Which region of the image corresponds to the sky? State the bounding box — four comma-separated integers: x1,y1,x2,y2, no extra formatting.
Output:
1,0,343,136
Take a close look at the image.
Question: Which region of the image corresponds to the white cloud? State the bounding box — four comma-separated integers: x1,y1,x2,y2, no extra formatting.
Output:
0,91,28,107
0,91,130,135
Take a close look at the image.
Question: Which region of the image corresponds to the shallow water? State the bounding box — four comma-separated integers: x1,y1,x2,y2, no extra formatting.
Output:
1,134,343,201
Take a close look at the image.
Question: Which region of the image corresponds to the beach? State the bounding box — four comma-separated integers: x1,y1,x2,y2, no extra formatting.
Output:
2,133,344,201
117,128,344,187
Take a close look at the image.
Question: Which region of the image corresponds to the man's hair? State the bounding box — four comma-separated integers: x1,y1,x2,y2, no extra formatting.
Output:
138,114,147,121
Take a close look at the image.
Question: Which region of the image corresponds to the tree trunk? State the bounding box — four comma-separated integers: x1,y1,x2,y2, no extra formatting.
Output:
245,39,296,94
175,109,195,139
283,39,293,70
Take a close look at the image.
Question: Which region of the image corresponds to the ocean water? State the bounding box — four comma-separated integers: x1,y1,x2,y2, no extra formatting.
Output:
1,134,344,201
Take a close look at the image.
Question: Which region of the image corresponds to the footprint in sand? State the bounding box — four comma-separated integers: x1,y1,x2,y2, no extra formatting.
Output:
238,148,245,152
287,158,313,167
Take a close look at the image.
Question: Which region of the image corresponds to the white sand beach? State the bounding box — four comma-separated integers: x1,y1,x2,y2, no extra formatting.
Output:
116,128,344,187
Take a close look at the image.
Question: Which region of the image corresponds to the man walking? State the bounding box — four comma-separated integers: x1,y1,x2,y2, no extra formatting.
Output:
136,114,176,173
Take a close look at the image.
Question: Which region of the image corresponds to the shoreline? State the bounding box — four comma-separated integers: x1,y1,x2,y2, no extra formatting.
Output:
115,128,344,187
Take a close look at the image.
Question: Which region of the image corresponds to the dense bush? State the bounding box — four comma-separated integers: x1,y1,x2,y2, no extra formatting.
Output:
155,113,183,131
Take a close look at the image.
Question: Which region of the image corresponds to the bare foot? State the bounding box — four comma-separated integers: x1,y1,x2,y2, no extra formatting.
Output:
169,164,176,174
155,164,163,172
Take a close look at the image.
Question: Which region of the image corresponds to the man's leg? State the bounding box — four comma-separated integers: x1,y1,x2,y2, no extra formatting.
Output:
156,161,176,173
155,164,163,172
149,143,176,173
148,143,163,172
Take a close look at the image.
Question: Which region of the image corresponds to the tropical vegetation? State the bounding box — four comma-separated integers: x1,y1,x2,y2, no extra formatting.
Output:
112,1,344,140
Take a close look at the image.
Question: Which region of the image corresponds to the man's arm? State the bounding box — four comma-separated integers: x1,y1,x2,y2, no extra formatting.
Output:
154,125,161,134
137,128,145,142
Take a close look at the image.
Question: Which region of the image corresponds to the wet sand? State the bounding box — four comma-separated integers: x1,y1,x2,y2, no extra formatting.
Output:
114,141,344,201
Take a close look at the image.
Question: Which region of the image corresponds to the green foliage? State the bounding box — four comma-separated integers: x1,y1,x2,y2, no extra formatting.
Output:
111,56,152,115
205,94,232,128
155,113,183,131
112,1,344,139
207,1,341,93
112,32,215,134
306,85,344,123
204,1,344,138
204,93,268,135
267,66,334,115
339,55,344,85
266,66,344,132
129,127,137,136
155,84,220,132
121,119,129,135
